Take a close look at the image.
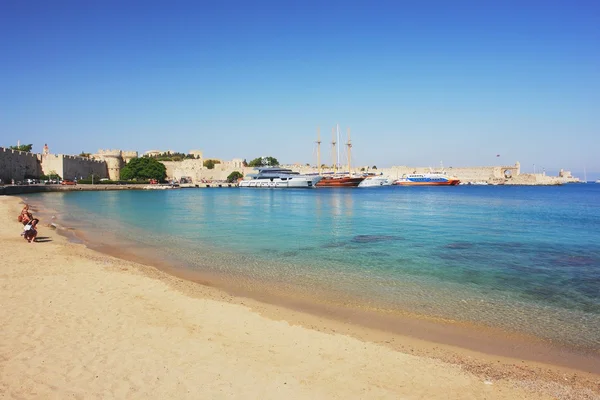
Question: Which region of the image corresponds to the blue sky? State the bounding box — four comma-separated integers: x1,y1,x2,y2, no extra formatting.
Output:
1,0,599,178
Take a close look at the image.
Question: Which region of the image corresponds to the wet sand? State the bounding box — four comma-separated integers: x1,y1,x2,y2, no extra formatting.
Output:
1,195,599,399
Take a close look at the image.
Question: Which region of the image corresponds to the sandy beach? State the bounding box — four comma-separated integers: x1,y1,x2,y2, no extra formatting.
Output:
1,195,598,399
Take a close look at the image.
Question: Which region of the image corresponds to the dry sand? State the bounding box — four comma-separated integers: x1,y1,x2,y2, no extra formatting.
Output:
0,195,598,399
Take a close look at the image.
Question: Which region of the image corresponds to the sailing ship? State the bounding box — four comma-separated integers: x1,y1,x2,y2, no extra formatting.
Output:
315,125,365,187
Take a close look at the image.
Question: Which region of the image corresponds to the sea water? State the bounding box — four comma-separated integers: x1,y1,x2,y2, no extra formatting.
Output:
27,185,600,351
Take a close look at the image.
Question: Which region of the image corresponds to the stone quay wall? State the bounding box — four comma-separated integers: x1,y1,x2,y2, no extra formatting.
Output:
0,147,42,183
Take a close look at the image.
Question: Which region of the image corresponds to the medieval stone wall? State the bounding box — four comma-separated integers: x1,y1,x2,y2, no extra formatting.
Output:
39,154,64,178
163,159,205,182
0,147,42,182
93,149,138,180
61,155,107,181
40,154,108,180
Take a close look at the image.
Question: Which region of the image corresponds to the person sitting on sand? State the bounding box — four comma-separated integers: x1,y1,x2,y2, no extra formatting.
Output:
20,205,39,230
22,221,38,243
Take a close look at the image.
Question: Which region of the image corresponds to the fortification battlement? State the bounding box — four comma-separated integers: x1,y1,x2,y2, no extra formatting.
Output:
64,155,105,163
44,154,105,164
121,151,138,158
0,147,38,158
96,149,123,157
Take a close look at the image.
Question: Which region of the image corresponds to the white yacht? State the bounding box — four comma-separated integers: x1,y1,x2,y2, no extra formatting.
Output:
358,175,393,187
239,167,323,188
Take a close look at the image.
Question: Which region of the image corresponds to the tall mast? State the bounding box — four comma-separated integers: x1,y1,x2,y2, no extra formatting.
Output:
336,123,340,173
316,127,321,176
331,127,337,174
347,127,352,175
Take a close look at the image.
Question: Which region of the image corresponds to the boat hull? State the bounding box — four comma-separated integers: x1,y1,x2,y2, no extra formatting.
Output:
393,179,460,186
358,177,392,187
316,176,365,187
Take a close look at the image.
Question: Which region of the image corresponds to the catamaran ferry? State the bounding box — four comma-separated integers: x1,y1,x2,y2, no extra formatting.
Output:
239,167,323,188
393,172,460,186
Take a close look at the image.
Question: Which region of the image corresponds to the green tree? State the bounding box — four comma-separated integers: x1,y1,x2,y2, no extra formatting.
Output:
248,156,279,167
204,160,215,169
120,157,167,181
203,159,221,169
372,165,377,170
79,152,91,158
227,171,243,183
43,170,61,181
9,144,33,152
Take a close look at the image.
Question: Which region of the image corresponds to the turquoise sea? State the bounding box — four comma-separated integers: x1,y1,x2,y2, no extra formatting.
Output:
27,184,600,352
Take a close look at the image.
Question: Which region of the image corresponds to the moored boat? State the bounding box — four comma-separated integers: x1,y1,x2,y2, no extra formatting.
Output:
316,174,365,187
314,124,365,187
357,175,392,187
239,167,322,188
393,172,460,186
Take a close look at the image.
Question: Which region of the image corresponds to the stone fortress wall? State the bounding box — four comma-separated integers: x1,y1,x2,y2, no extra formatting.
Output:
380,163,522,184
94,150,123,181
161,150,246,182
41,154,108,181
0,147,42,182
250,161,578,185
163,159,245,182
0,146,109,183
92,149,139,180
163,157,578,185
0,144,580,186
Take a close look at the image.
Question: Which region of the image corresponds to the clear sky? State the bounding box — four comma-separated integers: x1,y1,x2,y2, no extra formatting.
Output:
1,0,599,178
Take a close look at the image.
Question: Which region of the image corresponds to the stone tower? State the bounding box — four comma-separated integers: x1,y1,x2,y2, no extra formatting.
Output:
93,149,139,180
94,150,123,180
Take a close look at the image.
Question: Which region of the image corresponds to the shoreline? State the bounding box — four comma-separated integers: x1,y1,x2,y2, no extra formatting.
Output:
2,194,599,398
39,194,599,375
84,237,600,374
0,179,591,198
